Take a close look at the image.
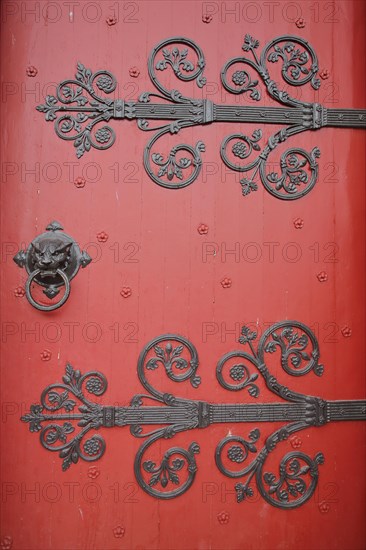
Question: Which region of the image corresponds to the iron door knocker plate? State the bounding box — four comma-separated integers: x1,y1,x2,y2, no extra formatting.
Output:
13,221,92,311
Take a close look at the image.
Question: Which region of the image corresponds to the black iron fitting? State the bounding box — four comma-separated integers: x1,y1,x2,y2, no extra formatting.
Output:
197,401,212,427
35,35,366,200
21,322,366,509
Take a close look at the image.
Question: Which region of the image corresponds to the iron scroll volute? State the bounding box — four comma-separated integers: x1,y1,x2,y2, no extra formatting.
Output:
13,221,91,311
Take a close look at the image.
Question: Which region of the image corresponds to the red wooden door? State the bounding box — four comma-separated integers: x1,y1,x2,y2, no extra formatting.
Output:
1,1,365,549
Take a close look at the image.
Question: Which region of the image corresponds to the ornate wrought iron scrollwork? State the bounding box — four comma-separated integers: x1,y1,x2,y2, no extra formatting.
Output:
213,321,327,508
218,34,324,200
21,364,108,470
21,321,366,509
37,64,117,159
257,321,324,377
220,34,320,102
36,35,365,200
13,221,91,311
221,130,320,199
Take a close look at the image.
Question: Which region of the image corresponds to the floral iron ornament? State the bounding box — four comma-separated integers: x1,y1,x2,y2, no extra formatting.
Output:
22,321,366,509
36,35,365,200
13,221,91,311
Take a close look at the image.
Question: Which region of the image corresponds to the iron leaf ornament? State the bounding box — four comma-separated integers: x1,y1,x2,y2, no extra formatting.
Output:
36,35,365,200
22,321,366,509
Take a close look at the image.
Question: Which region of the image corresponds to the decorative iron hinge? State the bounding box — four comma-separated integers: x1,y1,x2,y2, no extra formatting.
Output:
21,321,366,509
36,35,365,200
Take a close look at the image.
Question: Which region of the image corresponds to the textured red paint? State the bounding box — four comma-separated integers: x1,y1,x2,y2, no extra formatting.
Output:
120,287,132,298
1,2,365,550
197,223,209,235
293,217,304,229
295,18,306,29
129,67,140,78
96,231,108,242
40,350,52,361
221,277,232,288
13,286,25,298
341,326,352,338
25,66,37,77
320,69,330,80
74,176,86,188
317,271,328,282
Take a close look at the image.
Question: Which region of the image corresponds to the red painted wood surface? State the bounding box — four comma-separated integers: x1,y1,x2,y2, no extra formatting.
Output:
1,1,365,549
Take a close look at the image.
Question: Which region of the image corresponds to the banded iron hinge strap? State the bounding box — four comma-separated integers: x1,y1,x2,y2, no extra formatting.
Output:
21,321,366,509
36,35,366,200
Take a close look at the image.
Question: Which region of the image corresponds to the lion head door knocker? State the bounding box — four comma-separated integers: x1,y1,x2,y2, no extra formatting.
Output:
13,221,91,311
